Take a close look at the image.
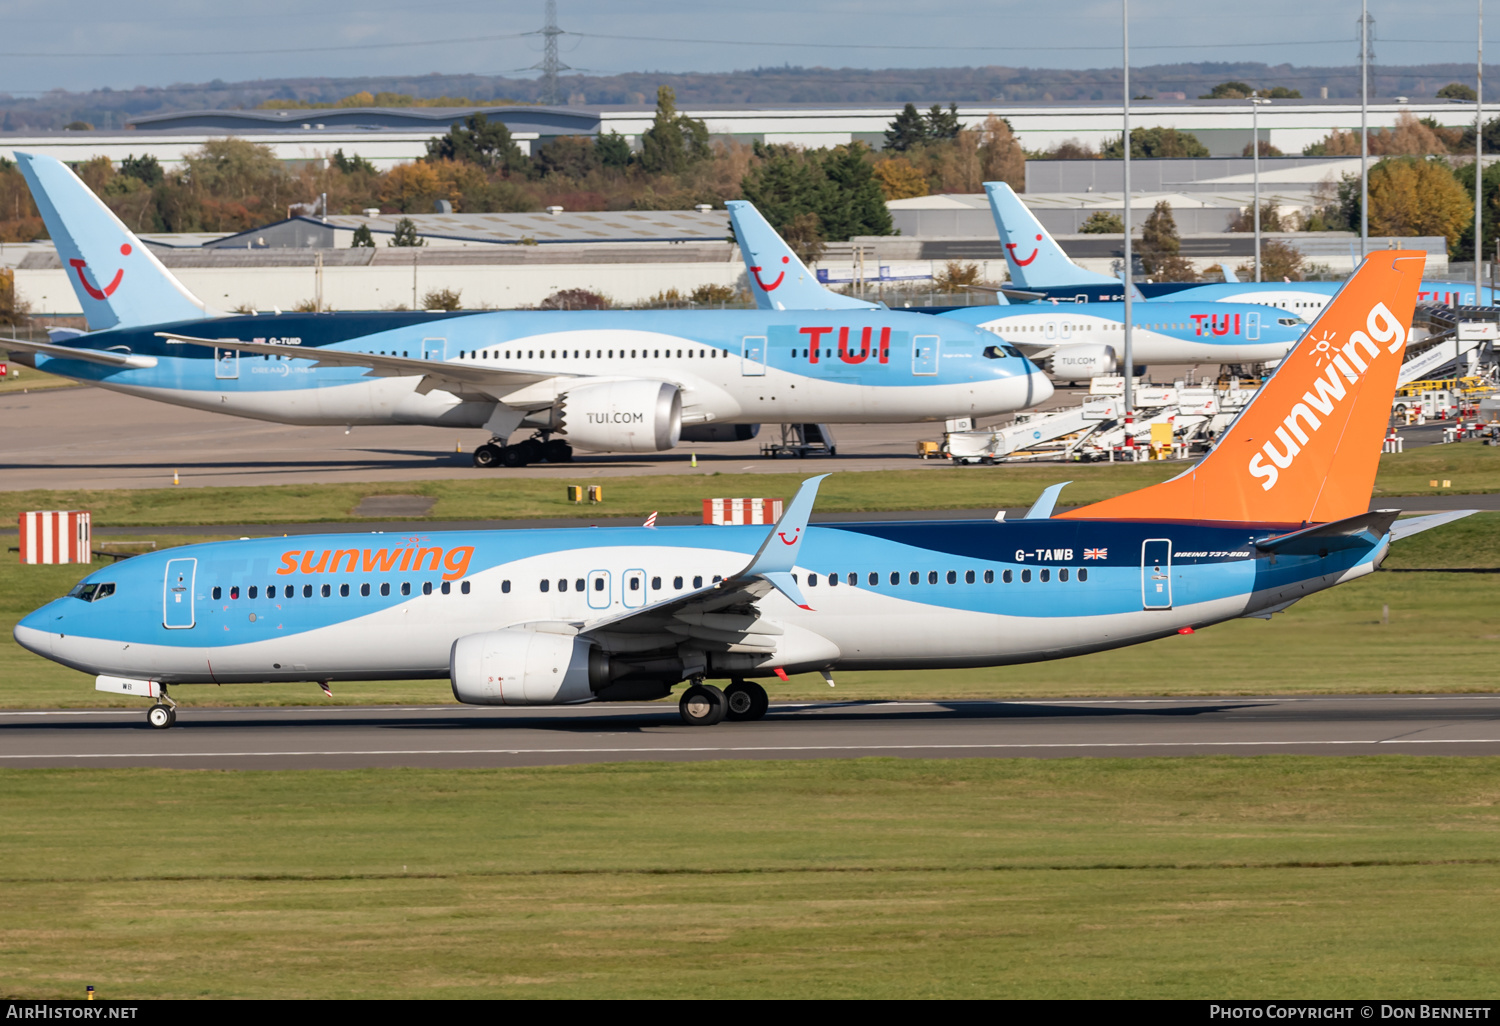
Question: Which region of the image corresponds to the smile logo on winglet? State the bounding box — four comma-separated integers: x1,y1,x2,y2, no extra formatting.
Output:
68,243,131,301
750,255,790,292
777,526,801,545
1004,234,1043,267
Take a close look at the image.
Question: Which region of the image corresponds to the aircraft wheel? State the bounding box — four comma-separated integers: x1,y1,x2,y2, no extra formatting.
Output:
724,680,769,722
679,684,728,726
515,438,545,464
473,444,501,468
498,446,527,468
147,704,174,729
543,439,573,463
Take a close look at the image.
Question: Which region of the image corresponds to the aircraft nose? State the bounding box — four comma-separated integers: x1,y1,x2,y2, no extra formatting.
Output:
1025,364,1055,408
13,606,58,659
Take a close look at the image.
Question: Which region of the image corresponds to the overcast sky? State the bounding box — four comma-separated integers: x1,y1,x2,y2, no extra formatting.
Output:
0,0,1490,96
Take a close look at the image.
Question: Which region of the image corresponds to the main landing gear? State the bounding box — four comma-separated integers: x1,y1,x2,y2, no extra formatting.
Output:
473,434,572,469
146,688,178,729
678,679,769,726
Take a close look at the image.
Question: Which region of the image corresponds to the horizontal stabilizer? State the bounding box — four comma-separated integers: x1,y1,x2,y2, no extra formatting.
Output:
1,335,158,370
1388,508,1480,542
1253,509,1401,555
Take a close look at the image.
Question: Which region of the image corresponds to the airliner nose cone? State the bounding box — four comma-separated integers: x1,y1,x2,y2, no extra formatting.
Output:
1028,368,1055,408
13,620,54,659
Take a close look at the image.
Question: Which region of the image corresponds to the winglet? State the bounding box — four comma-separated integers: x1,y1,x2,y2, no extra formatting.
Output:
984,181,1119,289
1220,262,1241,284
1023,482,1071,519
727,201,877,312
736,474,829,608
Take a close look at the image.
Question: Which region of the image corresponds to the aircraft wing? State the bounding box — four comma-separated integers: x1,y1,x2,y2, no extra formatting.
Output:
577,475,828,649
1,334,159,369
155,330,570,401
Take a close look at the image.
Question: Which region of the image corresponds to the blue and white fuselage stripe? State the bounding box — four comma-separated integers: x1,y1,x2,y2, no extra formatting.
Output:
16,518,1381,685
938,301,1305,365
26,308,1050,427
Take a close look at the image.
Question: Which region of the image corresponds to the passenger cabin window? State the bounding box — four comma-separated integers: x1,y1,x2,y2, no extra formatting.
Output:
461,581,471,594
422,582,433,595
501,580,510,594
211,586,222,600
403,582,414,596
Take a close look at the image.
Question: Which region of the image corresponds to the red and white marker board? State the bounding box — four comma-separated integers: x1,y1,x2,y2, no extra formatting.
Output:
19,511,91,564
702,498,784,525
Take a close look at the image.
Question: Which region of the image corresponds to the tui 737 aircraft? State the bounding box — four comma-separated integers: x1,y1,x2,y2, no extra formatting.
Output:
14,249,1473,728
1,153,1050,467
726,196,1310,380
984,181,1495,312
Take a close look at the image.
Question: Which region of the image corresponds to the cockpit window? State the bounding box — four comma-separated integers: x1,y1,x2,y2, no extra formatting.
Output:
1278,317,1304,326
66,582,115,602
983,343,1022,359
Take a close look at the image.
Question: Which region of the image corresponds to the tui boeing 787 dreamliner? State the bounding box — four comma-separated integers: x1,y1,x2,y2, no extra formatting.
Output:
15,251,1471,728
2,153,1050,467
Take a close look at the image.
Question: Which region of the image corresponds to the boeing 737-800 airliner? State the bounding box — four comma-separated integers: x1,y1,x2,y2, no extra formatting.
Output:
15,250,1471,728
726,198,1309,379
984,181,1495,312
1,154,1050,466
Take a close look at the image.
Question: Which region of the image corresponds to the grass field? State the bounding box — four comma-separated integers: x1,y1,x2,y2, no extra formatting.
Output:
1,442,1497,526
1,515,1495,709
3,757,1499,998
0,365,81,395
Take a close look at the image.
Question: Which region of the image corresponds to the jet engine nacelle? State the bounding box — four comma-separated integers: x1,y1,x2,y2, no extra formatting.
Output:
449,630,608,705
1045,344,1117,380
558,380,682,452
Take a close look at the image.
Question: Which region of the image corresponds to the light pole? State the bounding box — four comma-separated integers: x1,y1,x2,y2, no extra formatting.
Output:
1121,0,1133,415
1251,92,1271,282
1360,0,1370,259
1476,0,1484,305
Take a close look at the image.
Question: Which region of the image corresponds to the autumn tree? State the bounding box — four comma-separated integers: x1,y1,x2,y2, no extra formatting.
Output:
872,157,928,200
1228,200,1289,233
978,115,1025,191
1302,129,1361,157
1235,239,1306,282
1367,157,1473,251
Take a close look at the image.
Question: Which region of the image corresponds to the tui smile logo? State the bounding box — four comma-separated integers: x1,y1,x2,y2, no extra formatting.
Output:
777,526,801,546
69,243,132,301
1005,234,1043,267
750,255,790,292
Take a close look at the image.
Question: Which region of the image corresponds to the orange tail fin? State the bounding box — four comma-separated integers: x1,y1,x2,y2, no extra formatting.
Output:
1061,250,1426,525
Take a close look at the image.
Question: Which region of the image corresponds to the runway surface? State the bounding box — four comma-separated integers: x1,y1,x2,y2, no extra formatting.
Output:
6,694,1500,769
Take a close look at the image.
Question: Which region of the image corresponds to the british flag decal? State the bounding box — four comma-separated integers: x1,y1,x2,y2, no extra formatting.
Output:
1083,548,1107,560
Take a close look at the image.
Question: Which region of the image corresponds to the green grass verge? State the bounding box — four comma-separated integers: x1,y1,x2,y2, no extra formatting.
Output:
0,365,82,394
3,758,1500,998
2,517,1495,709
2,442,1497,527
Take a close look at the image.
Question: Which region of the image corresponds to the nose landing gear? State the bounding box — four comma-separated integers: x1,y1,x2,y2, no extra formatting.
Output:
146,688,178,729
